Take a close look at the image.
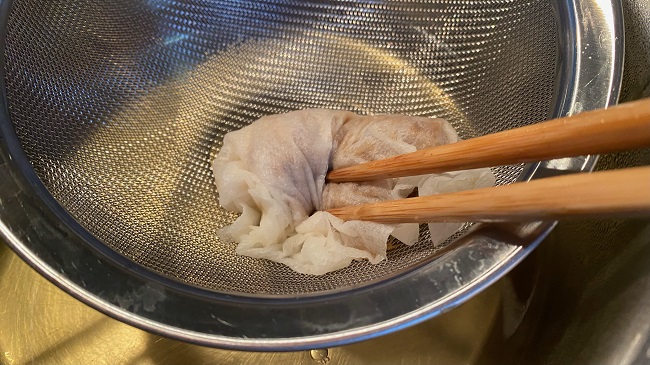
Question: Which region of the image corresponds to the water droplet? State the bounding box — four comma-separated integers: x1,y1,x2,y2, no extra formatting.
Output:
310,349,330,363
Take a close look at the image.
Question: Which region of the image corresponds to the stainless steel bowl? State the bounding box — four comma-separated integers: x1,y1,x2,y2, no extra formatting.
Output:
0,0,622,350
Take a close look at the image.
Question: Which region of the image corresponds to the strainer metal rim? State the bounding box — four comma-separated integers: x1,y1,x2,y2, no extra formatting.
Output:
0,0,623,351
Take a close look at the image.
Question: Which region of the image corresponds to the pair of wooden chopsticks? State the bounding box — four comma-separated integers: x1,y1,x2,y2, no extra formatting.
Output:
325,98,650,223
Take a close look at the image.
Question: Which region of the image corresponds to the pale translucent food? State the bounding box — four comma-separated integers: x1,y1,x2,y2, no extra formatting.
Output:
213,109,495,275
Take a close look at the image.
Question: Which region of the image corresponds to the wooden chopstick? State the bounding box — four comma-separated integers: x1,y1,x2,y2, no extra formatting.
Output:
326,98,650,183
326,166,650,223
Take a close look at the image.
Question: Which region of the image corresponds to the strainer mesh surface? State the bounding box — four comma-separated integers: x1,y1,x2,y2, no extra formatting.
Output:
4,0,557,294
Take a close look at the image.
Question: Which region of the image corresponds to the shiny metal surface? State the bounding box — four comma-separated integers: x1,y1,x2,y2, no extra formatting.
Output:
1,0,647,362
515,2,650,362
518,152,650,365
3,0,559,296
523,219,650,365
0,239,540,364
0,0,623,350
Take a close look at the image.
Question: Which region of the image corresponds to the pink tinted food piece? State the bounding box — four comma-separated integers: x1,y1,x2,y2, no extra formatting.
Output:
213,109,495,275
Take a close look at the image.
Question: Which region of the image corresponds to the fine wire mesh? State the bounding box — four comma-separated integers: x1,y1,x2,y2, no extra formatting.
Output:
4,0,557,295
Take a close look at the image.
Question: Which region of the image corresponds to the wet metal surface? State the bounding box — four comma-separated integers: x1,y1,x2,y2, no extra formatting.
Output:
0,239,532,364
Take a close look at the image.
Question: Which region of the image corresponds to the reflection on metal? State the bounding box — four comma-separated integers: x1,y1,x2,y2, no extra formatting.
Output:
5,217,650,364
542,156,591,171
0,241,532,364
309,349,330,363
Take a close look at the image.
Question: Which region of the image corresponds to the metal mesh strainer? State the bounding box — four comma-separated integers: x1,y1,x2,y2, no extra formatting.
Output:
5,0,556,294
0,0,623,350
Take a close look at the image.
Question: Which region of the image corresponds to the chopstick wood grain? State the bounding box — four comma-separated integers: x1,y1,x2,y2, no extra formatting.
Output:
326,166,650,223
326,99,650,183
